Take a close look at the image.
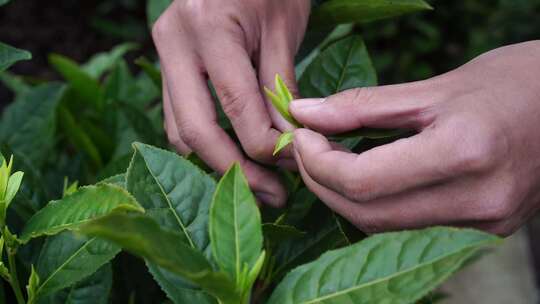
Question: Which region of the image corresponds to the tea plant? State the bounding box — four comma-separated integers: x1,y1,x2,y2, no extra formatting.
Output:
0,0,504,303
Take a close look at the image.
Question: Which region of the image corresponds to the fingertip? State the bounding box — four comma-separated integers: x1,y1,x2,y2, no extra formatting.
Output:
293,128,331,155
289,98,325,124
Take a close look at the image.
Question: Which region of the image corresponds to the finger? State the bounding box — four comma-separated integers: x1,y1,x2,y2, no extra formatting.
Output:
258,29,299,132
200,32,292,163
162,74,191,154
289,79,450,134
293,128,461,202
153,16,286,207
295,149,502,233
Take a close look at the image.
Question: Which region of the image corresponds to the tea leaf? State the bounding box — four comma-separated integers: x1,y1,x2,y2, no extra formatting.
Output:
81,213,240,303
268,227,500,304
273,132,294,156
135,56,162,88
82,43,138,79
0,83,66,166
0,42,31,72
57,105,103,168
20,184,143,243
38,264,113,304
49,54,104,109
147,0,173,27
126,142,217,303
26,265,40,304
299,35,376,98
209,163,263,286
310,0,433,28
264,75,301,127
34,232,119,298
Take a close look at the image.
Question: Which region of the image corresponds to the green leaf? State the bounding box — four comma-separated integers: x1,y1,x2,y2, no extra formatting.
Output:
273,132,294,156
0,83,65,166
263,224,306,243
97,174,126,188
0,42,31,72
48,54,104,109
296,24,354,78
126,142,213,251
5,170,23,206
135,57,161,88
267,227,500,304
310,0,433,28
119,103,162,146
0,0,10,6
147,0,173,28
37,263,113,304
299,35,377,98
34,232,119,299
209,163,263,286
80,213,240,303
126,143,217,303
264,75,300,127
0,71,31,96
82,43,138,79
20,184,143,243
273,207,349,279
27,265,40,304
57,105,103,168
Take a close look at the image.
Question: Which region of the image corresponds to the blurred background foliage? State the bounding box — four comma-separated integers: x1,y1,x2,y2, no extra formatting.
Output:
2,0,540,99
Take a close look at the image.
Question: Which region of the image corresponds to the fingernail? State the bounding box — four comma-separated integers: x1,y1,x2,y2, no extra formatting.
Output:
290,98,325,109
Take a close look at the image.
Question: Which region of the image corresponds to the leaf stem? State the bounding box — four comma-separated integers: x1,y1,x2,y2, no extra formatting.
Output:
7,248,25,304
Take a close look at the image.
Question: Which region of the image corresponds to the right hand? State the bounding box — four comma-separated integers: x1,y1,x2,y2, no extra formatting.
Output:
152,0,311,207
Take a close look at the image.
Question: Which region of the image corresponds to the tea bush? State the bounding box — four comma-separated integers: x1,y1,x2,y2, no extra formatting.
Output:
0,0,503,303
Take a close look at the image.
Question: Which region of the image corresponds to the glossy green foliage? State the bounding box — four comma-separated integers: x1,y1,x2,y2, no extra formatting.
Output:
34,232,119,298
0,42,31,72
268,228,499,304
20,184,143,242
81,43,138,79
126,142,217,303
209,164,263,291
80,213,240,303
0,83,66,166
38,264,113,304
48,54,104,109
147,0,173,27
310,0,432,27
299,35,377,98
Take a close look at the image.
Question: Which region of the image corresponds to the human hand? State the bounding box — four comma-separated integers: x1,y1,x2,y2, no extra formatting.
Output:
152,0,311,207
290,41,540,235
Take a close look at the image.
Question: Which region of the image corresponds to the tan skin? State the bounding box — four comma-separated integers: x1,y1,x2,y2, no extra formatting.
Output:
153,0,540,236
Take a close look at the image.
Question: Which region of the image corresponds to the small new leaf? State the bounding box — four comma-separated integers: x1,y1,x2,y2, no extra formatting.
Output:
26,265,40,304
264,74,301,127
273,132,294,156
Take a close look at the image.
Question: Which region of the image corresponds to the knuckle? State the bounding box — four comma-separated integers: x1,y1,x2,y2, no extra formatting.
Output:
448,120,502,174
479,190,517,222
340,175,375,202
177,121,204,148
151,11,176,42
244,141,272,163
347,87,376,105
218,87,250,121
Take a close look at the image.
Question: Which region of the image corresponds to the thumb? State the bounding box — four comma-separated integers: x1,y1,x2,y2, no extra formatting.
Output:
289,80,442,134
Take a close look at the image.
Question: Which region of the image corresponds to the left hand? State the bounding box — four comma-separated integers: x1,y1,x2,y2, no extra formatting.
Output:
290,41,540,236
